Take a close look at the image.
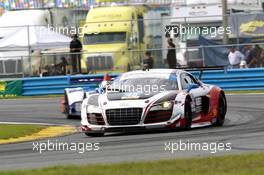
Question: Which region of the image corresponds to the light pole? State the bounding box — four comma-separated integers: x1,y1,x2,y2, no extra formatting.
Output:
222,0,228,44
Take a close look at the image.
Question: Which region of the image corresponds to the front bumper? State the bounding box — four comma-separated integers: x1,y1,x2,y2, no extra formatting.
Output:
81,114,182,133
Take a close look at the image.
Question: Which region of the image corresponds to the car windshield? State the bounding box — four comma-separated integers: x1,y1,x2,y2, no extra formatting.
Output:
83,32,126,45
108,78,178,93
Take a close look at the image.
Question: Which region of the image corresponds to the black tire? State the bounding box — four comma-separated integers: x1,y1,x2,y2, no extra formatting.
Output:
64,93,74,119
66,114,75,119
85,133,105,137
214,93,227,126
184,99,192,130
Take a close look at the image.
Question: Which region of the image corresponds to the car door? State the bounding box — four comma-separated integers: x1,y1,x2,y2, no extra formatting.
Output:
180,73,209,117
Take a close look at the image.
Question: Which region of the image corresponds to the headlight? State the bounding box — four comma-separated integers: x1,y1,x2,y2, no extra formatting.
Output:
154,93,177,104
87,105,102,114
74,102,82,112
162,101,172,109
150,101,174,111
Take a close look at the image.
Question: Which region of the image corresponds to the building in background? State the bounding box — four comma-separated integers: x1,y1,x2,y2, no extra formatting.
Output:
0,0,95,11
0,0,263,11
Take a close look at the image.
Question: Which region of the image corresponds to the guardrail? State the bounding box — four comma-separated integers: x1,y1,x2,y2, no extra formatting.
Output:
191,68,264,91
22,74,118,96
22,68,264,96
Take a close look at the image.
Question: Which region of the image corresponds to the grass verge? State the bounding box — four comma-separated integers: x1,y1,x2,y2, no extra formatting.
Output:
0,124,46,140
0,95,62,100
1,153,264,175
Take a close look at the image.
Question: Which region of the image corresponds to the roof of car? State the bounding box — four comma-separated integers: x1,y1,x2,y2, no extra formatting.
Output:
120,69,186,80
126,69,185,75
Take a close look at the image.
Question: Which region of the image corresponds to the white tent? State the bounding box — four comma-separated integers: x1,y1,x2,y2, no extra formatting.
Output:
0,10,50,38
0,26,71,51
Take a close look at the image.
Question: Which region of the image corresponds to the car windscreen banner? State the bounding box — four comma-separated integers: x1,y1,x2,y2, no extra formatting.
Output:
0,80,22,97
230,13,264,39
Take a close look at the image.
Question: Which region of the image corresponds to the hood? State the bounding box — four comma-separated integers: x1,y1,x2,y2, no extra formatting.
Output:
106,91,178,101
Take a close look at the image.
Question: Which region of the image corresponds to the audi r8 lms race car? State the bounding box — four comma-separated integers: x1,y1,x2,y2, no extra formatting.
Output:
60,75,112,118
60,87,85,118
77,69,227,137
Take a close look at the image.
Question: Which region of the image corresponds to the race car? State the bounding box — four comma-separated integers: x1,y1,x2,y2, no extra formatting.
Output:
80,69,227,137
60,75,115,119
60,87,85,119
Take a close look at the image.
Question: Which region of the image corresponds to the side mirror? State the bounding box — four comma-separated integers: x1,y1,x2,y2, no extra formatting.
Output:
187,83,199,92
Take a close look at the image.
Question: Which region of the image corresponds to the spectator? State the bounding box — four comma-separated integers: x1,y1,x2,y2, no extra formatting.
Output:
31,50,41,76
166,38,177,69
70,34,82,74
57,57,69,75
143,51,154,70
243,45,257,68
260,49,264,67
255,45,263,67
228,46,245,69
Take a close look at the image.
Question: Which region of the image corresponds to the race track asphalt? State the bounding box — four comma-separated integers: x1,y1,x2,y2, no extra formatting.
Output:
0,94,264,170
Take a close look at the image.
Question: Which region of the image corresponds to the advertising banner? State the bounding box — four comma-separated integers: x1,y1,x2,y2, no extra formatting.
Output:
0,80,22,97
230,13,264,41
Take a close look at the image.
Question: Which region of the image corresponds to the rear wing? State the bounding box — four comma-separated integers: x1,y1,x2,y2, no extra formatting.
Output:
177,66,226,80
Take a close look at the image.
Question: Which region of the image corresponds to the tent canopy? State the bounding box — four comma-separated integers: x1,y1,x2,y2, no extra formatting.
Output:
0,10,50,38
0,26,71,51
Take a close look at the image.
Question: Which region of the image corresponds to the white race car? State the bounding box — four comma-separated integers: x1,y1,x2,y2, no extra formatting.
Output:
80,69,227,137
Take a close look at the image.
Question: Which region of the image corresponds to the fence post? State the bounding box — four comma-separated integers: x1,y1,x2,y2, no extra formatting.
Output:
21,56,25,78
27,25,32,76
201,45,205,67
3,59,6,75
